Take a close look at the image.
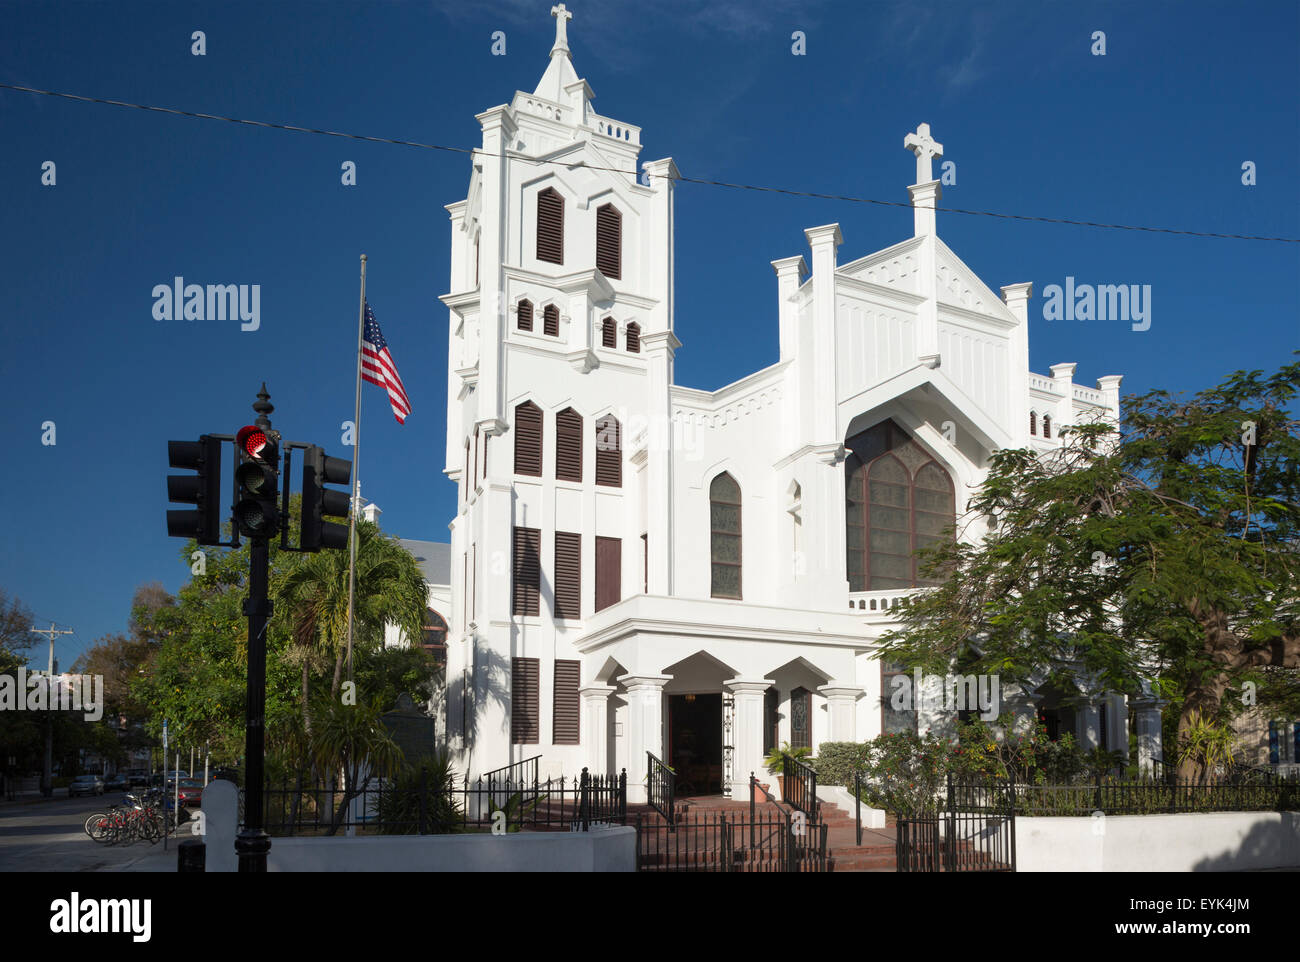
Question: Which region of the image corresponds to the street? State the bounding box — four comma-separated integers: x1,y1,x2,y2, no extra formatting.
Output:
0,795,185,872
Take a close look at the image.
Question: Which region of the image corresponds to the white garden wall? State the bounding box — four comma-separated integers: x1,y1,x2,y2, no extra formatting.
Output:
264,825,636,872
1016,812,1300,872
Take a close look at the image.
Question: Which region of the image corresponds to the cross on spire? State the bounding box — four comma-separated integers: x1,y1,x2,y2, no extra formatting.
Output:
904,122,944,185
551,3,573,55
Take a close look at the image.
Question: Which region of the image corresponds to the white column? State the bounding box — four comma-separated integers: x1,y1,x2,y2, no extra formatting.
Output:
817,685,862,744
1079,701,1101,751
580,684,615,776
1001,282,1033,444
641,332,679,596
803,224,841,445
1133,700,1165,774
472,106,517,425
726,679,773,796
909,180,941,367
1050,362,1076,437
618,674,671,803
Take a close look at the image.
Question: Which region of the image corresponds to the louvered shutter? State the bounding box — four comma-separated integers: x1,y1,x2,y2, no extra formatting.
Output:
555,408,583,482
595,415,621,487
514,402,542,476
517,299,533,332
601,317,616,348
511,657,539,744
543,304,560,337
554,531,581,619
626,322,640,354
512,526,541,616
595,536,621,612
596,204,621,279
536,188,564,264
553,660,580,745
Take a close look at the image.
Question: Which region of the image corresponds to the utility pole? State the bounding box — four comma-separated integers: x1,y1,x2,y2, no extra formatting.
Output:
30,623,73,798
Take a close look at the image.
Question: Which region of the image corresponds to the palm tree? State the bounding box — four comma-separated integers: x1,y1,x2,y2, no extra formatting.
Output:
277,518,428,709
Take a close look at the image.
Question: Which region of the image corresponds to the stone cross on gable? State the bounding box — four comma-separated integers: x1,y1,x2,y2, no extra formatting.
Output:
551,3,573,53
904,122,943,185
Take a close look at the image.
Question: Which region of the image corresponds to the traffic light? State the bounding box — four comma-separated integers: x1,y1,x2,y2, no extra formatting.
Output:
234,424,280,539
301,445,352,551
166,435,223,544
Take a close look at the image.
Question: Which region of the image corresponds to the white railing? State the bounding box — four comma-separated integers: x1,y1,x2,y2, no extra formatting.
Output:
1073,386,1105,405
848,587,925,616
1027,374,1057,394
591,115,641,146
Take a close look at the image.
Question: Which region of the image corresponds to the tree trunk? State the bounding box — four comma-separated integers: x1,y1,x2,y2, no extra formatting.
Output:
331,648,345,701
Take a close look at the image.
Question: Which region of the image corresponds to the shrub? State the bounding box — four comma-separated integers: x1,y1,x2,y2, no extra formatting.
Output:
810,742,872,786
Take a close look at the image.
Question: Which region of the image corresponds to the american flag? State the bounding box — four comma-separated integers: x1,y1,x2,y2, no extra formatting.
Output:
361,301,412,424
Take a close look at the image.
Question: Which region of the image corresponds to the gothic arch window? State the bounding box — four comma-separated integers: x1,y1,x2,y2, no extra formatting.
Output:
536,187,564,264
710,472,742,599
421,608,448,662
517,299,534,332
595,414,621,487
1042,415,1051,439
514,401,543,477
555,407,583,482
601,317,616,348
844,420,955,591
596,204,622,279
626,321,640,353
790,687,812,751
543,304,560,337
1029,411,1037,436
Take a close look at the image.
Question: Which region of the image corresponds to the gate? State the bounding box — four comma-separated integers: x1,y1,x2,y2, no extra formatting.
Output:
896,774,1016,872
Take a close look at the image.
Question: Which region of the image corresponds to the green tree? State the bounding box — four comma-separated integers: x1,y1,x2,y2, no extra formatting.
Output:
881,360,1300,778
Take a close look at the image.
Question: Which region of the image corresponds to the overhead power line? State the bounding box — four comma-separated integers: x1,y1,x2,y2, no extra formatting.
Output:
3,81,1296,244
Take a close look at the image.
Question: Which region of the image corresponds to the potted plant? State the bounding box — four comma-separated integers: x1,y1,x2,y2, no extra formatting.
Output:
763,742,811,797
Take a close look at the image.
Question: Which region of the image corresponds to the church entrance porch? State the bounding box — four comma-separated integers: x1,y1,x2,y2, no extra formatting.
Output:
667,693,723,796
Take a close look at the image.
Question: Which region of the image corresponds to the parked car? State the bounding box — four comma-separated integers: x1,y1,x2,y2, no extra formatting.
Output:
210,767,240,785
105,774,129,792
174,778,204,808
69,775,104,797
128,771,149,787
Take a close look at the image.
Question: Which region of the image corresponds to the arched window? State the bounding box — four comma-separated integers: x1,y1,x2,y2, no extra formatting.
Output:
1042,415,1051,439
517,299,533,332
536,187,564,264
421,608,448,659
596,204,622,279
1029,411,1037,436
514,401,543,477
601,317,616,348
555,407,583,482
710,472,742,599
626,321,640,354
844,420,955,591
543,304,560,338
595,415,621,487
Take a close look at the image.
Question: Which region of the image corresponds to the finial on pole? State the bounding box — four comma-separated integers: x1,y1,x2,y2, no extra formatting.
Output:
253,383,274,428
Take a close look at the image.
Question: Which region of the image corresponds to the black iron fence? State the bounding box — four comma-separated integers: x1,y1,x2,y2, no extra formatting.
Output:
1015,771,1299,816
646,752,675,825
636,809,829,872
896,774,1016,873
255,767,626,836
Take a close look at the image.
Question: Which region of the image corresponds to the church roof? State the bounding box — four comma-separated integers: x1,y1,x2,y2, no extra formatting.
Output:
397,539,451,586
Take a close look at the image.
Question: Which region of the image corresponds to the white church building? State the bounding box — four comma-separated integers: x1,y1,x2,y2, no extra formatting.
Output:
437,6,1164,800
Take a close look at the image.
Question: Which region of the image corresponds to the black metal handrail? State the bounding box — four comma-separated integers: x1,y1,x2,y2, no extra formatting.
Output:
783,754,818,820
647,752,675,826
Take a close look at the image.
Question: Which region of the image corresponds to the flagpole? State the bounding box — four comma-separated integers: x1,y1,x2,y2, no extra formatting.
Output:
345,254,366,685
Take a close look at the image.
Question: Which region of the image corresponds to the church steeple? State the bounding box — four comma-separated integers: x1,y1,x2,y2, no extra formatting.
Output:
532,3,587,110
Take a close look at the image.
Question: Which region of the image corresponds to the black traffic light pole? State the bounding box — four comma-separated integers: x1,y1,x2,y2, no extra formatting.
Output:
235,386,275,873
166,383,353,873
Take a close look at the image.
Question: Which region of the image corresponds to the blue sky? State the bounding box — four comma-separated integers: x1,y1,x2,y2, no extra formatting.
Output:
1,0,1296,665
